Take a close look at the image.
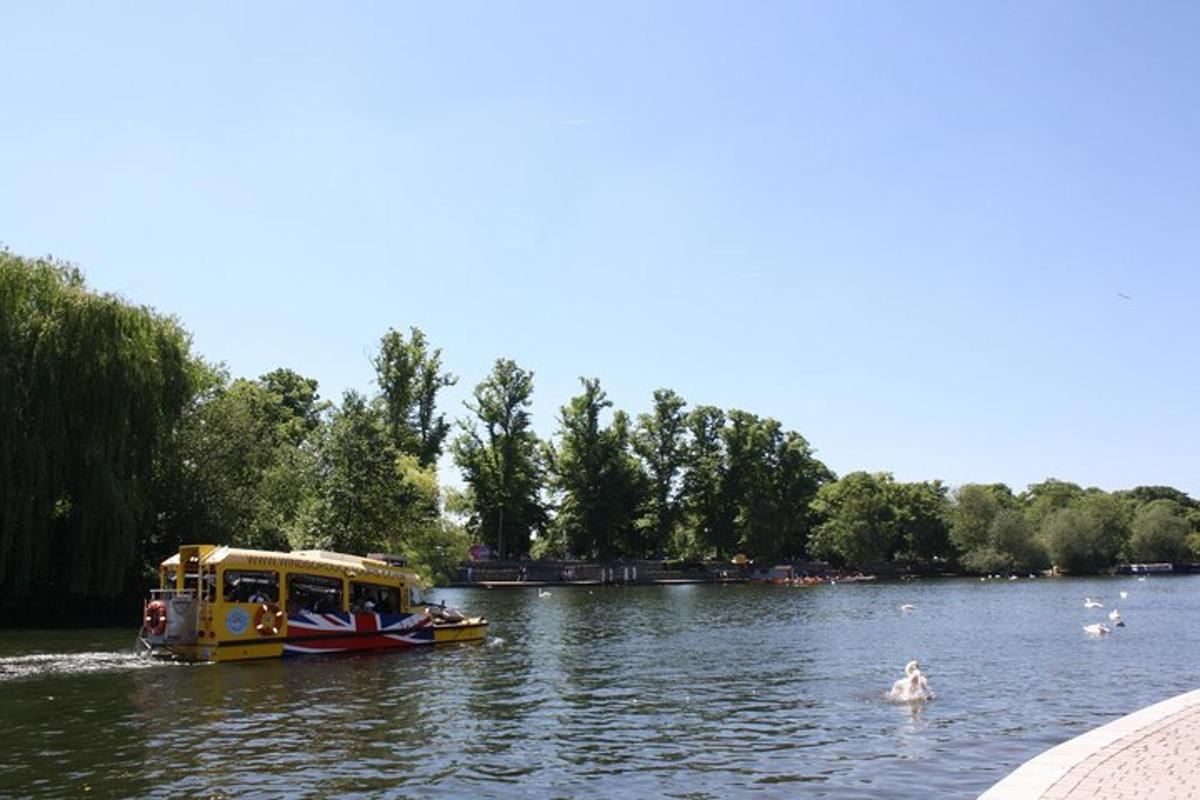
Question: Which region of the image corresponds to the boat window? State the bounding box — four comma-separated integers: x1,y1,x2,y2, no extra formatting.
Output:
408,586,423,608
287,573,344,614
184,557,200,592
350,582,399,614
164,569,203,594
223,570,280,603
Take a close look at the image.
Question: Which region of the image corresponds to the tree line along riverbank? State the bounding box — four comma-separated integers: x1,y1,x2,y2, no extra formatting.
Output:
3,249,1199,620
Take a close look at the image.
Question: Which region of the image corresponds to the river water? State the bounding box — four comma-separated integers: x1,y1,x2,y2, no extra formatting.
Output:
1,576,1197,798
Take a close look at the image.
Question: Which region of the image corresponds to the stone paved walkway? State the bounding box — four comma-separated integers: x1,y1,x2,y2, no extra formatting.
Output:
980,688,1200,799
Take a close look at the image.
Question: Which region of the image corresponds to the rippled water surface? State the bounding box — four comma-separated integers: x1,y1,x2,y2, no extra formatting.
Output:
2,577,1198,798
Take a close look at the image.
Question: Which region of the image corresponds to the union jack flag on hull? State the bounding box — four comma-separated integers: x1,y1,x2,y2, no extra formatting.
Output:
283,611,434,656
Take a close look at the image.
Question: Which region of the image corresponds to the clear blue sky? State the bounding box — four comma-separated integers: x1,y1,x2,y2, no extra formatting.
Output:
2,2,1197,496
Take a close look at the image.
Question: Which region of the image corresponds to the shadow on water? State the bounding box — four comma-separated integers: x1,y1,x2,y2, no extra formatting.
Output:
2,576,1199,798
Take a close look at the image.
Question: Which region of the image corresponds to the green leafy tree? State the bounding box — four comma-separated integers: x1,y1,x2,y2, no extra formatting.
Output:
260,367,326,445
809,472,899,566
374,327,457,467
0,250,194,606
252,442,322,553
720,410,772,558
390,457,471,584
1128,500,1192,563
950,484,1015,557
152,365,260,551
1040,492,1129,573
308,391,403,556
633,389,689,557
891,481,953,564
680,405,727,557
705,410,765,560
453,359,548,558
1116,486,1200,556
984,509,1047,573
152,366,325,554
1189,531,1200,560
300,390,465,581
1120,486,1200,511
722,414,833,562
770,429,835,560
550,378,647,560
1021,478,1085,530
949,484,1044,572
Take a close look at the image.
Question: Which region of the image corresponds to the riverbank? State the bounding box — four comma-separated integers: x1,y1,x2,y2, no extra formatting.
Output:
449,558,1200,589
445,558,886,588
980,687,1200,799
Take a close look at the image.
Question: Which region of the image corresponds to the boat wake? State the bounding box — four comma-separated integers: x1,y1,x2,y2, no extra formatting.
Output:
0,651,165,682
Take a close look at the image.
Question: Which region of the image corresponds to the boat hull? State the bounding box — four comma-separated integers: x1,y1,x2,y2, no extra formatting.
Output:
150,610,438,662
433,618,489,644
151,611,488,661
281,610,434,657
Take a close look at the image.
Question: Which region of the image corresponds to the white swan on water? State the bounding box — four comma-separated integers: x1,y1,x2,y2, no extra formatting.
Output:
888,660,934,702
1083,623,1110,636
537,588,552,598
1108,609,1125,626
1120,591,1128,599
1084,597,1103,609
900,604,916,612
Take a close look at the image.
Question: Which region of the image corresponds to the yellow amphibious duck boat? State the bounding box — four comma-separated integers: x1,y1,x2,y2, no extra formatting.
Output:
139,545,487,662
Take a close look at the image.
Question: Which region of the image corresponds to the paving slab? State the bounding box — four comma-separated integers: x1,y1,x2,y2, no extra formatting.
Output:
980,688,1200,800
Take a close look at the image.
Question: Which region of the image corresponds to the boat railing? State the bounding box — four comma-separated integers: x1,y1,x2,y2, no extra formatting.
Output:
145,588,201,644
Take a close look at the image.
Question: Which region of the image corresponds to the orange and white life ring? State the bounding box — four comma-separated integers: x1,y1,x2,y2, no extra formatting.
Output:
254,603,284,636
144,600,168,636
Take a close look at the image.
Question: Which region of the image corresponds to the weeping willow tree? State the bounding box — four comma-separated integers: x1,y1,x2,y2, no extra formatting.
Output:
0,250,194,609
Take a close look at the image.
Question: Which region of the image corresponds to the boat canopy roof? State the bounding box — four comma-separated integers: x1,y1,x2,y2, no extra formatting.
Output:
160,545,417,582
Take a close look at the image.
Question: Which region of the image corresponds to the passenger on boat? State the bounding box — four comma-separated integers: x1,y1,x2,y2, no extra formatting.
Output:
249,588,269,604
433,600,465,623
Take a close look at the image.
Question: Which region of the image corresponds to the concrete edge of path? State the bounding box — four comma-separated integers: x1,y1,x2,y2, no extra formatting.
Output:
978,687,1200,800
